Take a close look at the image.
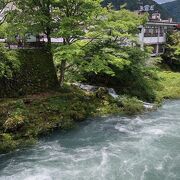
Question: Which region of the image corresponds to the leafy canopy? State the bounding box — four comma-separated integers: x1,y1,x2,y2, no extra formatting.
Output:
54,3,147,84
0,44,20,78
162,31,180,67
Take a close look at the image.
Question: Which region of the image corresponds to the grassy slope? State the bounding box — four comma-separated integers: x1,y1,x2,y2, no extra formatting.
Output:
156,71,180,100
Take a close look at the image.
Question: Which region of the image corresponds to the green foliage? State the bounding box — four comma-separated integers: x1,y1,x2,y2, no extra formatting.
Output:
53,0,103,85
85,46,159,102
115,48,159,102
6,0,56,39
0,24,7,38
54,43,85,81
156,71,180,101
81,9,146,75
0,43,20,78
119,96,144,115
0,23,23,44
0,1,4,9
3,114,26,132
0,86,119,153
162,32,180,70
54,5,147,86
3,100,27,132
0,49,58,97
76,9,157,102
0,133,18,153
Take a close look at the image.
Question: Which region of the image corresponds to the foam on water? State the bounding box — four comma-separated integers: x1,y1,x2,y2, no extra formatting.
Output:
0,100,180,180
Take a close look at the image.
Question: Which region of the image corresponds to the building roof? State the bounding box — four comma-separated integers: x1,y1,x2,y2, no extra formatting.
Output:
147,21,178,26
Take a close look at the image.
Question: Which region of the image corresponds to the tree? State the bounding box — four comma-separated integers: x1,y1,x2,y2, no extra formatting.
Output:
5,0,59,48
0,24,6,38
3,0,60,88
0,1,20,79
162,31,180,69
54,0,103,86
0,1,14,25
82,9,157,101
54,4,147,86
0,44,19,79
82,8,146,73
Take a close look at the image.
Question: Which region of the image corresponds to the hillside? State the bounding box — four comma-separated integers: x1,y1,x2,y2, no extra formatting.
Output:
102,0,171,19
162,0,180,22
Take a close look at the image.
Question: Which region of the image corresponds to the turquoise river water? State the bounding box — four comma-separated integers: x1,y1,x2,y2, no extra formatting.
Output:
0,100,180,180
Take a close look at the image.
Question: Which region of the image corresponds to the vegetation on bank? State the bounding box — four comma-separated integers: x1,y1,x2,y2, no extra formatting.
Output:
0,86,145,153
162,32,180,71
0,69,180,153
156,71,180,100
155,31,180,101
1,69,180,153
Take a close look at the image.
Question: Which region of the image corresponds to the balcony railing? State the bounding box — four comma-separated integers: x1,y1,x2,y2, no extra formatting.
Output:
144,33,164,37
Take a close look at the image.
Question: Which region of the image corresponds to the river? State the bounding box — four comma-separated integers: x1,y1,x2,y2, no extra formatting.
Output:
0,100,180,180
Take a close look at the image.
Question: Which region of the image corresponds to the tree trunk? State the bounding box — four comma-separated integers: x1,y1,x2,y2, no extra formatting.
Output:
59,60,66,87
46,28,51,51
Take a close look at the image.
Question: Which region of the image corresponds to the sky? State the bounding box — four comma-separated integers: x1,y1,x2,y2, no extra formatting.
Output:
154,0,175,4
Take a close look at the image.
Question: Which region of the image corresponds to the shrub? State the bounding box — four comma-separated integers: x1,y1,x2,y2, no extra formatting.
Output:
0,44,20,79
0,133,17,153
3,114,26,132
119,96,144,115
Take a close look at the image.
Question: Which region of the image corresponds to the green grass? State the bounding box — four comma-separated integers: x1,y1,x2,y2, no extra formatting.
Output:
156,71,180,101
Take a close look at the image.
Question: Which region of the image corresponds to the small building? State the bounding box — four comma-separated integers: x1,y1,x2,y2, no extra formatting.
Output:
139,13,179,56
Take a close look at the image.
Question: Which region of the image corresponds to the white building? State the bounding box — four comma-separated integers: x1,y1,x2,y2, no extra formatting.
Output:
139,13,179,56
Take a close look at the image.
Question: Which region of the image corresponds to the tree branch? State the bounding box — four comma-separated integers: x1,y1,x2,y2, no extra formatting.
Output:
0,1,14,24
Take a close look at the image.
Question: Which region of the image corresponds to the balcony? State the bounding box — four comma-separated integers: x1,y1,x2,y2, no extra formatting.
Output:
139,32,166,45
143,36,166,44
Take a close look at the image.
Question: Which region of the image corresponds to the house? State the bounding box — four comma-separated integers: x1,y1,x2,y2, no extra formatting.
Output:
139,12,179,56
